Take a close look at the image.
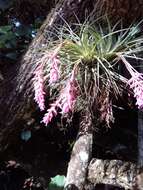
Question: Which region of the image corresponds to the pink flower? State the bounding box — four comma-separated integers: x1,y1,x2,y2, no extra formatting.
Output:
49,67,59,84
34,65,45,111
48,49,60,84
42,69,78,125
62,102,70,113
128,73,143,109
42,101,59,125
61,71,78,113
42,109,56,125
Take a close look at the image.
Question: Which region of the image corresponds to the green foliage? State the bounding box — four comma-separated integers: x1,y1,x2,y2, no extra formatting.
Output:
0,22,38,61
59,21,143,78
48,175,66,190
0,25,16,49
0,0,45,62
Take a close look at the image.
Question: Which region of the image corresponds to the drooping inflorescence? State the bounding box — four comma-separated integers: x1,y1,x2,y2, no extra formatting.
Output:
34,64,45,111
118,55,143,110
128,73,143,109
48,50,60,84
42,69,78,125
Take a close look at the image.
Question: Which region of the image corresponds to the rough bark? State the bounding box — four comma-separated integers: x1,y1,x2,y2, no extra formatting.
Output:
65,134,93,190
65,110,93,190
136,170,143,190
88,158,137,190
136,63,143,190
138,111,143,167
95,0,143,25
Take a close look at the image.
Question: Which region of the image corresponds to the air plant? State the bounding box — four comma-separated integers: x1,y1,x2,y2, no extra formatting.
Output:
33,19,143,126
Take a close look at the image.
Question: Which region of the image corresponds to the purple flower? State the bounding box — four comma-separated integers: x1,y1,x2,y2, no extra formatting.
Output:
34,65,45,111
128,73,143,109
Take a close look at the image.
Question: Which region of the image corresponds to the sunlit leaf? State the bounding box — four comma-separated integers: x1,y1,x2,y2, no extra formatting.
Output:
48,175,66,190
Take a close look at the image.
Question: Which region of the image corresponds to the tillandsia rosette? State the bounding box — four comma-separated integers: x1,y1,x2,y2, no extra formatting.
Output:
33,20,143,127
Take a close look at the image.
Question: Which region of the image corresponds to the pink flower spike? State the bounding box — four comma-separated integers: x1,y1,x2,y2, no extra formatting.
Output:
34,65,45,111
42,99,60,125
48,49,61,84
42,111,54,126
49,68,59,84
42,106,57,125
128,73,143,109
62,102,70,114
67,72,78,109
60,70,78,114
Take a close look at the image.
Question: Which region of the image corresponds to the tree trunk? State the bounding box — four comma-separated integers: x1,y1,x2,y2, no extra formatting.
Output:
138,111,143,167
88,158,137,190
136,62,143,190
65,110,93,190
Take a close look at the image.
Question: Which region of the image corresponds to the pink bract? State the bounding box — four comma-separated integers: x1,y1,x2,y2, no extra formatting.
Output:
34,65,45,111
42,108,57,125
42,100,60,125
42,70,78,125
48,51,60,84
128,73,143,109
61,71,78,113
61,102,70,114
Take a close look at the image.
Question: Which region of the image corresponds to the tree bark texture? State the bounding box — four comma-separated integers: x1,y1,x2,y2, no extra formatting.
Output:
88,158,137,190
65,110,93,190
136,63,143,190
95,0,143,25
65,134,93,190
137,108,143,190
